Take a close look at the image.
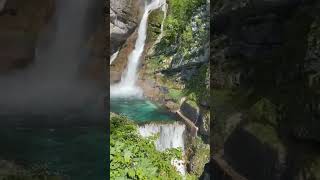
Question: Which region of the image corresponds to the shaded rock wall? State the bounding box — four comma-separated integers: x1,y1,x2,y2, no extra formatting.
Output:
224,125,286,180
211,0,320,179
0,0,54,73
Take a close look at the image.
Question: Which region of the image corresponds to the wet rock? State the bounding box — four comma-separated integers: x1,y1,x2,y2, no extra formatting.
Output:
189,138,210,177
159,86,169,94
147,9,164,43
164,100,179,111
180,100,200,123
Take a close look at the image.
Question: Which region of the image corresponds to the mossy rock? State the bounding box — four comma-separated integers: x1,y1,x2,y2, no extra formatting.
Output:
188,137,210,177
224,122,286,180
147,9,164,43
244,122,285,155
248,98,278,127
306,156,320,180
168,89,184,102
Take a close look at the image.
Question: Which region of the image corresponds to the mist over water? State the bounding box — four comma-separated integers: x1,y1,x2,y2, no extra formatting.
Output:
110,0,165,98
0,0,104,115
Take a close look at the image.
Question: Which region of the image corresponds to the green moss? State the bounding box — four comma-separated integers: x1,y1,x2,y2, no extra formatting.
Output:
187,137,210,177
248,98,278,127
186,100,198,109
147,10,164,43
244,123,285,153
183,64,209,104
168,89,184,102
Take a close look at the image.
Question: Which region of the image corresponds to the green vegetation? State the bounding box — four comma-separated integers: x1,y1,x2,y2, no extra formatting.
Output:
110,113,183,179
147,10,164,43
145,0,209,106
183,64,209,103
168,89,184,102
186,137,210,177
248,98,278,127
164,0,206,44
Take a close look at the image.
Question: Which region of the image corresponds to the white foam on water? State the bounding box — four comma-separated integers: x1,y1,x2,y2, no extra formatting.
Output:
138,122,186,175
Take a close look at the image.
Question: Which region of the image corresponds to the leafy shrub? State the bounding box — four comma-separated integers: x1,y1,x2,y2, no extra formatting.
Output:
110,114,183,179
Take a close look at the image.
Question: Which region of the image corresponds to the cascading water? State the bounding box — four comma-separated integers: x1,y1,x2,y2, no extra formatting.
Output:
155,2,167,44
0,0,102,114
110,0,165,98
139,122,186,175
139,122,185,151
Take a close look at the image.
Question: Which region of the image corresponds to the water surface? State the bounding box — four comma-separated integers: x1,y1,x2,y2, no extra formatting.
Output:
110,98,173,122
0,127,105,179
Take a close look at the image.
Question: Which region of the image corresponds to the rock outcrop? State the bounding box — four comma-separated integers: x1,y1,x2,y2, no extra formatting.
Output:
110,0,141,54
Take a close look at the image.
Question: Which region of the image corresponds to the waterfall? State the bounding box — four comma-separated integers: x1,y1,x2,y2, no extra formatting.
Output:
0,0,6,12
155,2,167,44
138,122,186,175
110,50,119,65
139,122,185,151
110,0,165,98
0,0,102,113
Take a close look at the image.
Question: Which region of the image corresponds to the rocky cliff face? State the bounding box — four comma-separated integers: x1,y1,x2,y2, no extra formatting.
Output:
140,2,210,141
110,0,141,54
211,0,320,179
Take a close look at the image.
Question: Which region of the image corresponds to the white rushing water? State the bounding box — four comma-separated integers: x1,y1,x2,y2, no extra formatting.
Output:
155,2,167,44
0,0,101,113
139,122,186,175
110,0,166,98
110,50,119,65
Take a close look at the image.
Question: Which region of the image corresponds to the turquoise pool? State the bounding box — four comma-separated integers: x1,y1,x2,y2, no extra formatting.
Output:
0,127,106,179
110,98,173,122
